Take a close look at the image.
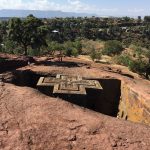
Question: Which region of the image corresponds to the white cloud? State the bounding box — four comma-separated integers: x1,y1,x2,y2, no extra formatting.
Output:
0,0,60,10
67,0,81,5
1,0,146,16
0,0,23,9
128,8,145,13
0,0,101,14
99,8,118,13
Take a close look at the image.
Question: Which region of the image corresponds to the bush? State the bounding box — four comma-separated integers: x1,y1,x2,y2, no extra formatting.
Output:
71,48,79,57
103,40,123,56
73,39,82,54
64,41,73,56
0,39,24,55
135,47,142,58
113,54,132,66
129,60,148,73
28,48,41,56
65,48,72,56
90,47,102,61
47,41,64,56
144,50,150,62
64,41,80,57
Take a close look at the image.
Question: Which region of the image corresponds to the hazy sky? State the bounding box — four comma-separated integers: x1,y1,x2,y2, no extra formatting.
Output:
0,0,150,16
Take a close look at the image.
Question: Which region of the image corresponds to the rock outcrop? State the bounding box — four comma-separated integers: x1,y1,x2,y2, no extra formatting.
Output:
0,83,150,150
0,56,150,149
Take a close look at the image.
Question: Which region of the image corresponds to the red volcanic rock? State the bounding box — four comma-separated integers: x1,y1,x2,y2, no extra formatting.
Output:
0,82,150,150
0,54,150,150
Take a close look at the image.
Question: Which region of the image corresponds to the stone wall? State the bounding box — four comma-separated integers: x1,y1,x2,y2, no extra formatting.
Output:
118,81,150,125
86,79,121,117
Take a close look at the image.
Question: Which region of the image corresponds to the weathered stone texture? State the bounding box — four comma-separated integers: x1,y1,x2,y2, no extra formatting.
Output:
118,82,150,125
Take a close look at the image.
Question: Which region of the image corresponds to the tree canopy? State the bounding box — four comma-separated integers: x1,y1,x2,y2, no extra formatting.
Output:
8,15,48,55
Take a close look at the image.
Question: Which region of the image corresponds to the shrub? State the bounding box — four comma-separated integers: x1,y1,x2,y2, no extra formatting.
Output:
114,54,132,66
28,48,41,56
122,38,132,48
95,52,102,60
3,39,16,54
90,47,102,61
47,41,58,55
90,50,96,60
64,41,80,57
71,48,79,57
73,39,82,54
144,50,150,63
0,39,24,55
103,40,123,56
129,60,148,74
65,48,72,56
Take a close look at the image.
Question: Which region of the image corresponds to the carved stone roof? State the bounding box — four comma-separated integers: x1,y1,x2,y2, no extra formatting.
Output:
37,74,102,95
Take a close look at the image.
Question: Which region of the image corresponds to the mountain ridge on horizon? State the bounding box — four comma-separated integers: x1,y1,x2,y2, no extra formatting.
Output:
0,9,97,18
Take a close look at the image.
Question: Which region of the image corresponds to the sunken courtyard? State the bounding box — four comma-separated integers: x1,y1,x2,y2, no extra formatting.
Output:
0,56,150,149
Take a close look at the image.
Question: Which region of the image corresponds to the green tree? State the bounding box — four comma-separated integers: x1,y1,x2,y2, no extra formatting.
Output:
8,15,48,56
129,60,147,74
71,48,79,57
47,41,59,55
90,47,102,61
64,41,74,57
73,39,82,54
3,39,18,54
0,21,7,44
113,54,132,66
144,16,150,23
102,40,123,56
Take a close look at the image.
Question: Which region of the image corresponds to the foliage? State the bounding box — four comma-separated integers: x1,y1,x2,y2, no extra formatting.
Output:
135,47,143,58
144,16,150,23
73,39,82,54
113,54,132,66
1,15,150,78
46,41,61,55
0,21,7,43
90,47,102,61
102,40,123,56
8,15,48,55
129,60,148,74
71,48,78,57
64,41,81,57
1,39,20,54
28,48,41,56
144,50,150,60
64,41,74,56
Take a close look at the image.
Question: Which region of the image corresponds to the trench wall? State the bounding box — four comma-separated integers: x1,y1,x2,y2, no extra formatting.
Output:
118,82,150,125
5,69,150,125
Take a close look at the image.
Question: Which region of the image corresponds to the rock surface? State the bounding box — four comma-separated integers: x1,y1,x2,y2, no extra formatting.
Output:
0,55,150,150
0,83,150,150
15,57,150,125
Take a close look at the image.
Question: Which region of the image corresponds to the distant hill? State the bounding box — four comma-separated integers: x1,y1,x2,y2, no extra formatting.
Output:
0,9,97,18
